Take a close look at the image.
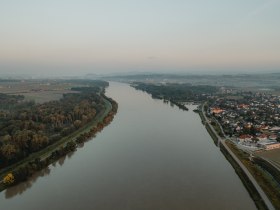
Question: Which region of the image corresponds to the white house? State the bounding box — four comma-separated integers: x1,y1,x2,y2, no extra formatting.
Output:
257,134,268,141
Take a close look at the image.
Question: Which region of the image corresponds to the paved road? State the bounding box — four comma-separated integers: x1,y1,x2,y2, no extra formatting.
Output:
201,103,275,210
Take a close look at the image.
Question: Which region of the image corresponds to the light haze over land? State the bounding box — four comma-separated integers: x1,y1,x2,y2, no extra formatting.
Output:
0,0,280,76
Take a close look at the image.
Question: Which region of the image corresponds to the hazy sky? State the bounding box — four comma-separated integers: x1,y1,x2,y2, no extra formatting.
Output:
0,0,280,75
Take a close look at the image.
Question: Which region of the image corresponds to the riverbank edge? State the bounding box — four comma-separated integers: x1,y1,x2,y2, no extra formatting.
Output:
219,142,268,210
197,104,271,210
0,94,118,192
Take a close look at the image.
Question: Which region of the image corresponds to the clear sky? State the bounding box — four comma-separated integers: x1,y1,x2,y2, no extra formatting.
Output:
0,0,280,76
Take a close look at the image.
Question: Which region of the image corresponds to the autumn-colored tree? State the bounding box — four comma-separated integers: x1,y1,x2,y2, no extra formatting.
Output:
73,120,82,129
0,81,112,167
2,173,15,185
12,130,33,150
0,143,19,161
30,134,49,151
2,134,11,142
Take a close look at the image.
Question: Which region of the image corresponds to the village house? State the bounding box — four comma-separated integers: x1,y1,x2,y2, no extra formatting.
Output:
210,108,224,115
209,91,280,150
269,134,277,141
238,134,253,143
259,142,280,150
269,126,280,133
257,134,268,141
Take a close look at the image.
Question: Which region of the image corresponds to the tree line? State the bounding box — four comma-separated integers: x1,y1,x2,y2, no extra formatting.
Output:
0,80,109,167
0,80,120,188
1,96,118,188
133,82,218,102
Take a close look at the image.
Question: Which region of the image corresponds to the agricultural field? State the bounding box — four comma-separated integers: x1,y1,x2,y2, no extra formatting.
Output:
256,149,280,169
0,80,80,103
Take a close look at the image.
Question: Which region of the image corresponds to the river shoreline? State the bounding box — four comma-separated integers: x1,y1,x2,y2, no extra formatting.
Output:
0,82,257,210
0,95,118,192
198,103,275,210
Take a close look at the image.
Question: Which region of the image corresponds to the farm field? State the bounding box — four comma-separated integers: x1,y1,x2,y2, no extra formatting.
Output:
257,149,280,169
0,80,80,103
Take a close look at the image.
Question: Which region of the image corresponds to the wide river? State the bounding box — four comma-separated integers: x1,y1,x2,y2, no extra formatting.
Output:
0,82,256,210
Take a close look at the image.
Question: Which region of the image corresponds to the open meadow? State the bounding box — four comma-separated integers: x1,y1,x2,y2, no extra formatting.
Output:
0,80,80,103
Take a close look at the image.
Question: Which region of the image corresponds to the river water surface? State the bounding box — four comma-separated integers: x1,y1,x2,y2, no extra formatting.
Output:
0,82,256,210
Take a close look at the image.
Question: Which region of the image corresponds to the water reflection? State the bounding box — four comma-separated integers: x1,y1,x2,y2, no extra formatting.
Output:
5,167,51,199
3,130,100,198
58,156,66,166
4,151,77,199
77,142,85,148
0,82,256,210
67,151,74,159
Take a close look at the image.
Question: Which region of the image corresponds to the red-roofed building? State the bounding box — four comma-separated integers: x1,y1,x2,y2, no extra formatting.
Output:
238,104,249,109
210,108,224,114
238,135,253,143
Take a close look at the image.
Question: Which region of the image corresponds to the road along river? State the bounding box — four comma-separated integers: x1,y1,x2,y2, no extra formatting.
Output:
0,82,256,210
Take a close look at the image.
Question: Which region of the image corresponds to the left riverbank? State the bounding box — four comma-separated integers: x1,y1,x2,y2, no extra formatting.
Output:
0,95,118,192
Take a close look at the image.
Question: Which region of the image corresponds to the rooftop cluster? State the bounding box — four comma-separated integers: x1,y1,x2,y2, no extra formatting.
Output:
209,92,280,150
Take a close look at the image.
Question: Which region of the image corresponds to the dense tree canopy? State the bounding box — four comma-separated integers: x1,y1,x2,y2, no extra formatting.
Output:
0,80,109,166
133,82,218,102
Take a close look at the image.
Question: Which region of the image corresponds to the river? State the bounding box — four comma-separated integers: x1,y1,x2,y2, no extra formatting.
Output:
0,82,256,210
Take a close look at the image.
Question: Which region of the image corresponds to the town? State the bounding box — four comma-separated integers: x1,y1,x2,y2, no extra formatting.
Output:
208,91,280,151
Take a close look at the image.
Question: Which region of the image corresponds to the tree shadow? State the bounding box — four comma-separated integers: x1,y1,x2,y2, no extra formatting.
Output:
5,167,51,199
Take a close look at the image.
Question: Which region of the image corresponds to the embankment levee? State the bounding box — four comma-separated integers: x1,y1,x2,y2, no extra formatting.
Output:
0,95,118,192
219,143,268,210
198,103,275,210
252,157,280,185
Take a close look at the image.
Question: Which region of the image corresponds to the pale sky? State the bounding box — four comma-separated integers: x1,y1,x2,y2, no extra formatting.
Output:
0,0,280,75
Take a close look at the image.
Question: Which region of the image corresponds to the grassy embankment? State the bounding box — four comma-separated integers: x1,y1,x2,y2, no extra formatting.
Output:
198,107,206,124
197,105,273,210
205,124,219,146
226,141,280,210
0,97,112,192
257,149,280,170
197,105,218,145
220,142,268,210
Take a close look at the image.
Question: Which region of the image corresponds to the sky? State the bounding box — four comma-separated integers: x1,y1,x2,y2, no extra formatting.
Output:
0,0,280,76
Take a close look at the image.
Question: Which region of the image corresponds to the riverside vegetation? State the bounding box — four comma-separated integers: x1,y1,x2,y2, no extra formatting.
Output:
132,82,280,210
133,82,218,111
0,80,118,191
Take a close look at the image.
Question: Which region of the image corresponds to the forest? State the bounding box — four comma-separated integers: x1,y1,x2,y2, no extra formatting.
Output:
0,80,110,168
133,82,218,102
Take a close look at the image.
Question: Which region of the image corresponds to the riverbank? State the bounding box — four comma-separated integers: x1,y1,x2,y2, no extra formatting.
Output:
226,141,280,210
0,95,118,192
0,82,259,210
198,103,275,210
220,141,269,210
